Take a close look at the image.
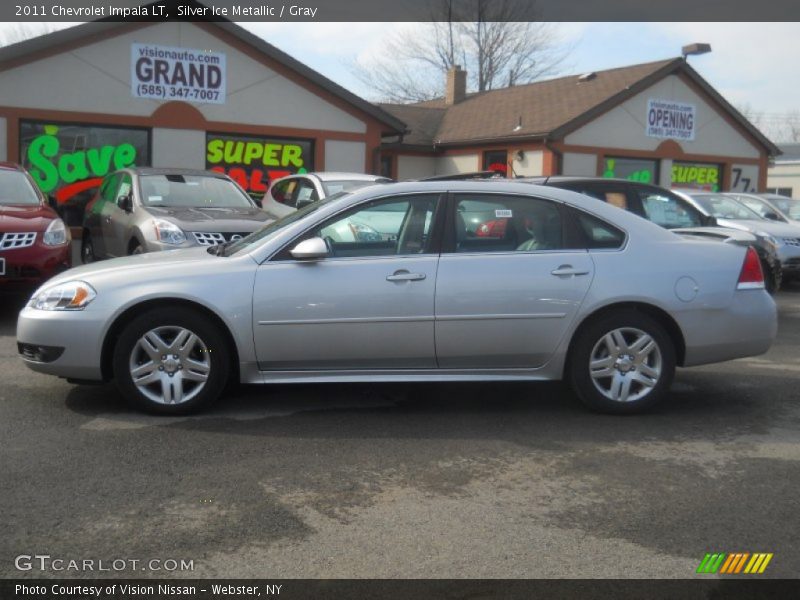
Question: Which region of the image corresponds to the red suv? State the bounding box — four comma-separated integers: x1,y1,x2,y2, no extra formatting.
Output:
0,162,71,289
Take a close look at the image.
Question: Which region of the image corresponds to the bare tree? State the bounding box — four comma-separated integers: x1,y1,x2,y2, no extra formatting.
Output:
738,103,800,143
353,0,568,103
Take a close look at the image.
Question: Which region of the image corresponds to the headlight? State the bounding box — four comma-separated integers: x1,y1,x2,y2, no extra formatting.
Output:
43,218,70,246
153,219,186,245
28,281,97,311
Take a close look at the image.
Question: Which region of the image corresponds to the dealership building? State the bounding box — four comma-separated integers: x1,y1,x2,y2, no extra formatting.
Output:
0,15,405,227
0,9,780,229
379,59,779,192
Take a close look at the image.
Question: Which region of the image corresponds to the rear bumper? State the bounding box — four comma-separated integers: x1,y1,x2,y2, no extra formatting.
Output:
681,290,777,367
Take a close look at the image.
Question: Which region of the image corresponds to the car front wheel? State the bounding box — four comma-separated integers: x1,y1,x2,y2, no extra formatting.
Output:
568,310,676,414
112,308,230,414
81,232,96,264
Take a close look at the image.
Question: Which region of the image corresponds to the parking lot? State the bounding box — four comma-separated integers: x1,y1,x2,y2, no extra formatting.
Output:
1,283,799,579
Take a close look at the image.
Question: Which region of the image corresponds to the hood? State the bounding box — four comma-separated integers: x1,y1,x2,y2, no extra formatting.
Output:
147,206,270,232
715,218,800,238
0,203,58,232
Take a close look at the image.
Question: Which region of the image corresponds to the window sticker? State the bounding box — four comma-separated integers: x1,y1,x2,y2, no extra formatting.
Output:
148,195,163,202
495,209,513,218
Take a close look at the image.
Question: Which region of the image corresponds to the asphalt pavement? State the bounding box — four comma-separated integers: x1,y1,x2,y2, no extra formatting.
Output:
1,283,799,579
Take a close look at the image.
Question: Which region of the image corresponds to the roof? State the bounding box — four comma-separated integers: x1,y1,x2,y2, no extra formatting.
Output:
380,58,779,155
775,143,800,163
0,0,406,135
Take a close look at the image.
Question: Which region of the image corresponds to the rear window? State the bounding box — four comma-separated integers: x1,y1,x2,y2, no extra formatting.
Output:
321,178,390,196
573,211,626,250
0,170,40,205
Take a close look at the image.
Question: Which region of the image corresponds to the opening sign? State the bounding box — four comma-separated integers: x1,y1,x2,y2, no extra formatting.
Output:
646,99,696,141
131,43,226,104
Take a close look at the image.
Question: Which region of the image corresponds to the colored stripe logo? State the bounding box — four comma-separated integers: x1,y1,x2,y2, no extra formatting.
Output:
697,553,773,574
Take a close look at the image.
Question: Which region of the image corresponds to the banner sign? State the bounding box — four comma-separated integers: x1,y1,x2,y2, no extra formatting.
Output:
671,161,721,191
131,43,226,104
646,99,696,141
206,133,314,196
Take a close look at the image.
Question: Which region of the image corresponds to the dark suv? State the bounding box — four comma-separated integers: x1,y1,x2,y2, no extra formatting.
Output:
522,177,782,293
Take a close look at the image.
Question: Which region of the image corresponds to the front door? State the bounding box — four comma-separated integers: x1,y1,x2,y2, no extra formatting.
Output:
253,193,442,370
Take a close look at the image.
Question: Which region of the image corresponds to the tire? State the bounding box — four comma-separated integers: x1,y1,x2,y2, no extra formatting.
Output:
81,232,96,264
568,310,676,414
129,243,144,255
760,254,781,295
112,307,230,415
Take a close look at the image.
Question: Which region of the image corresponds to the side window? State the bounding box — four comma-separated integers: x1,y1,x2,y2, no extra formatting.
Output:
635,188,702,229
308,194,439,258
117,174,132,205
271,179,298,207
100,174,121,204
572,211,626,250
454,194,562,253
294,179,319,206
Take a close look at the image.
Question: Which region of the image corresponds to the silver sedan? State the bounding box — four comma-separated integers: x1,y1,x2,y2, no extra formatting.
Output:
17,181,777,415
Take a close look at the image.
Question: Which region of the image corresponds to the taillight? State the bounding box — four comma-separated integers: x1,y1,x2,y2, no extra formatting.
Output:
737,247,765,290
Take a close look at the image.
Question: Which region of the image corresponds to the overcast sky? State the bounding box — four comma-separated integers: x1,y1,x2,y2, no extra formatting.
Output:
1,21,797,121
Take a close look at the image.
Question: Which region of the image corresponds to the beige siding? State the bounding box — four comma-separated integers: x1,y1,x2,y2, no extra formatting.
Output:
562,152,597,176
153,128,206,169
511,150,543,176
565,75,760,159
397,155,436,180
767,163,800,198
0,22,366,134
324,140,366,173
436,154,479,175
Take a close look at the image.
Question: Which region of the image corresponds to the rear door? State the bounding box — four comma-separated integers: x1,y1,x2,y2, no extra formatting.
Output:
101,173,136,257
435,192,595,369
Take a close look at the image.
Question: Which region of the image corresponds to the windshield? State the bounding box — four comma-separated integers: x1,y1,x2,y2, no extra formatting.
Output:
736,196,781,220
0,170,41,205
221,192,349,257
139,174,254,208
691,194,764,220
321,178,390,196
768,196,800,220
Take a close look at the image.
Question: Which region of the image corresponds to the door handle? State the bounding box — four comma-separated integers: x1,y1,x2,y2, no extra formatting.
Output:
386,271,426,282
551,265,590,277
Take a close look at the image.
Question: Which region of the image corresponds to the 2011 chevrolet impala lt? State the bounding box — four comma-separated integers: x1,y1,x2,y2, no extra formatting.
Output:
16,181,777,415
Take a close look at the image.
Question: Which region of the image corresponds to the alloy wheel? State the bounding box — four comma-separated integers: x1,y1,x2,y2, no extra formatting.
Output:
588,327,662,403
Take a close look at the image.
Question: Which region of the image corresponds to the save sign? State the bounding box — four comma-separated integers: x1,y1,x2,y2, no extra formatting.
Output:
646,99,696,141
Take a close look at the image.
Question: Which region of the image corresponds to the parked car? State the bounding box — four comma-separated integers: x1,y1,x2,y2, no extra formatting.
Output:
261,172,391,220
521,177,783,293
81,168,271,262
677,190,800,283
728,192,800,225
19,181,776,416
0,162,71,289
757,193,800,221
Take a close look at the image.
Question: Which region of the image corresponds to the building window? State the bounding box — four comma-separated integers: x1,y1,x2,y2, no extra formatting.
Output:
483,150,508,176
206,132,315,198
602,157,658,184
19,120,151,226
380,155,393,179
670,161,722,192
766,187,793,197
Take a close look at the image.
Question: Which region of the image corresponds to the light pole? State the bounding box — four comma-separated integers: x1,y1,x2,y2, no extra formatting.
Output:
682,43,712,60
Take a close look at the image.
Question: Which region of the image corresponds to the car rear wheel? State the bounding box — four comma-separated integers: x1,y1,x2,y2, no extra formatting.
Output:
81,232,96,264
568,310,676,414
112,308,230,415
130,243,143,255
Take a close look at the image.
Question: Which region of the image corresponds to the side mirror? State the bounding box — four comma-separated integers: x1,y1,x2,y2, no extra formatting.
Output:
290,237,329,260
764,211,781,221
118,194,133,213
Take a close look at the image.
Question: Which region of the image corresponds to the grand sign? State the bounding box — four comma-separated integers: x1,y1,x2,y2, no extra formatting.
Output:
206,133,314,195
131,43,226,104
646,99,696,141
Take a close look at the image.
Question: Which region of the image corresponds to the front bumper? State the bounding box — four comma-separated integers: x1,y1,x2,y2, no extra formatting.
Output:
17,305,110,381
0,240,71,288
776,242,800,274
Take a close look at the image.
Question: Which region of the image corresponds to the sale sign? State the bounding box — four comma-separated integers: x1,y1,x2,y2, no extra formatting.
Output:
206,133,315,196
646,99,696,141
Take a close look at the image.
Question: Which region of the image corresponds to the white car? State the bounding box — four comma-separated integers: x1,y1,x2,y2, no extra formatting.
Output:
262,172,391,220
